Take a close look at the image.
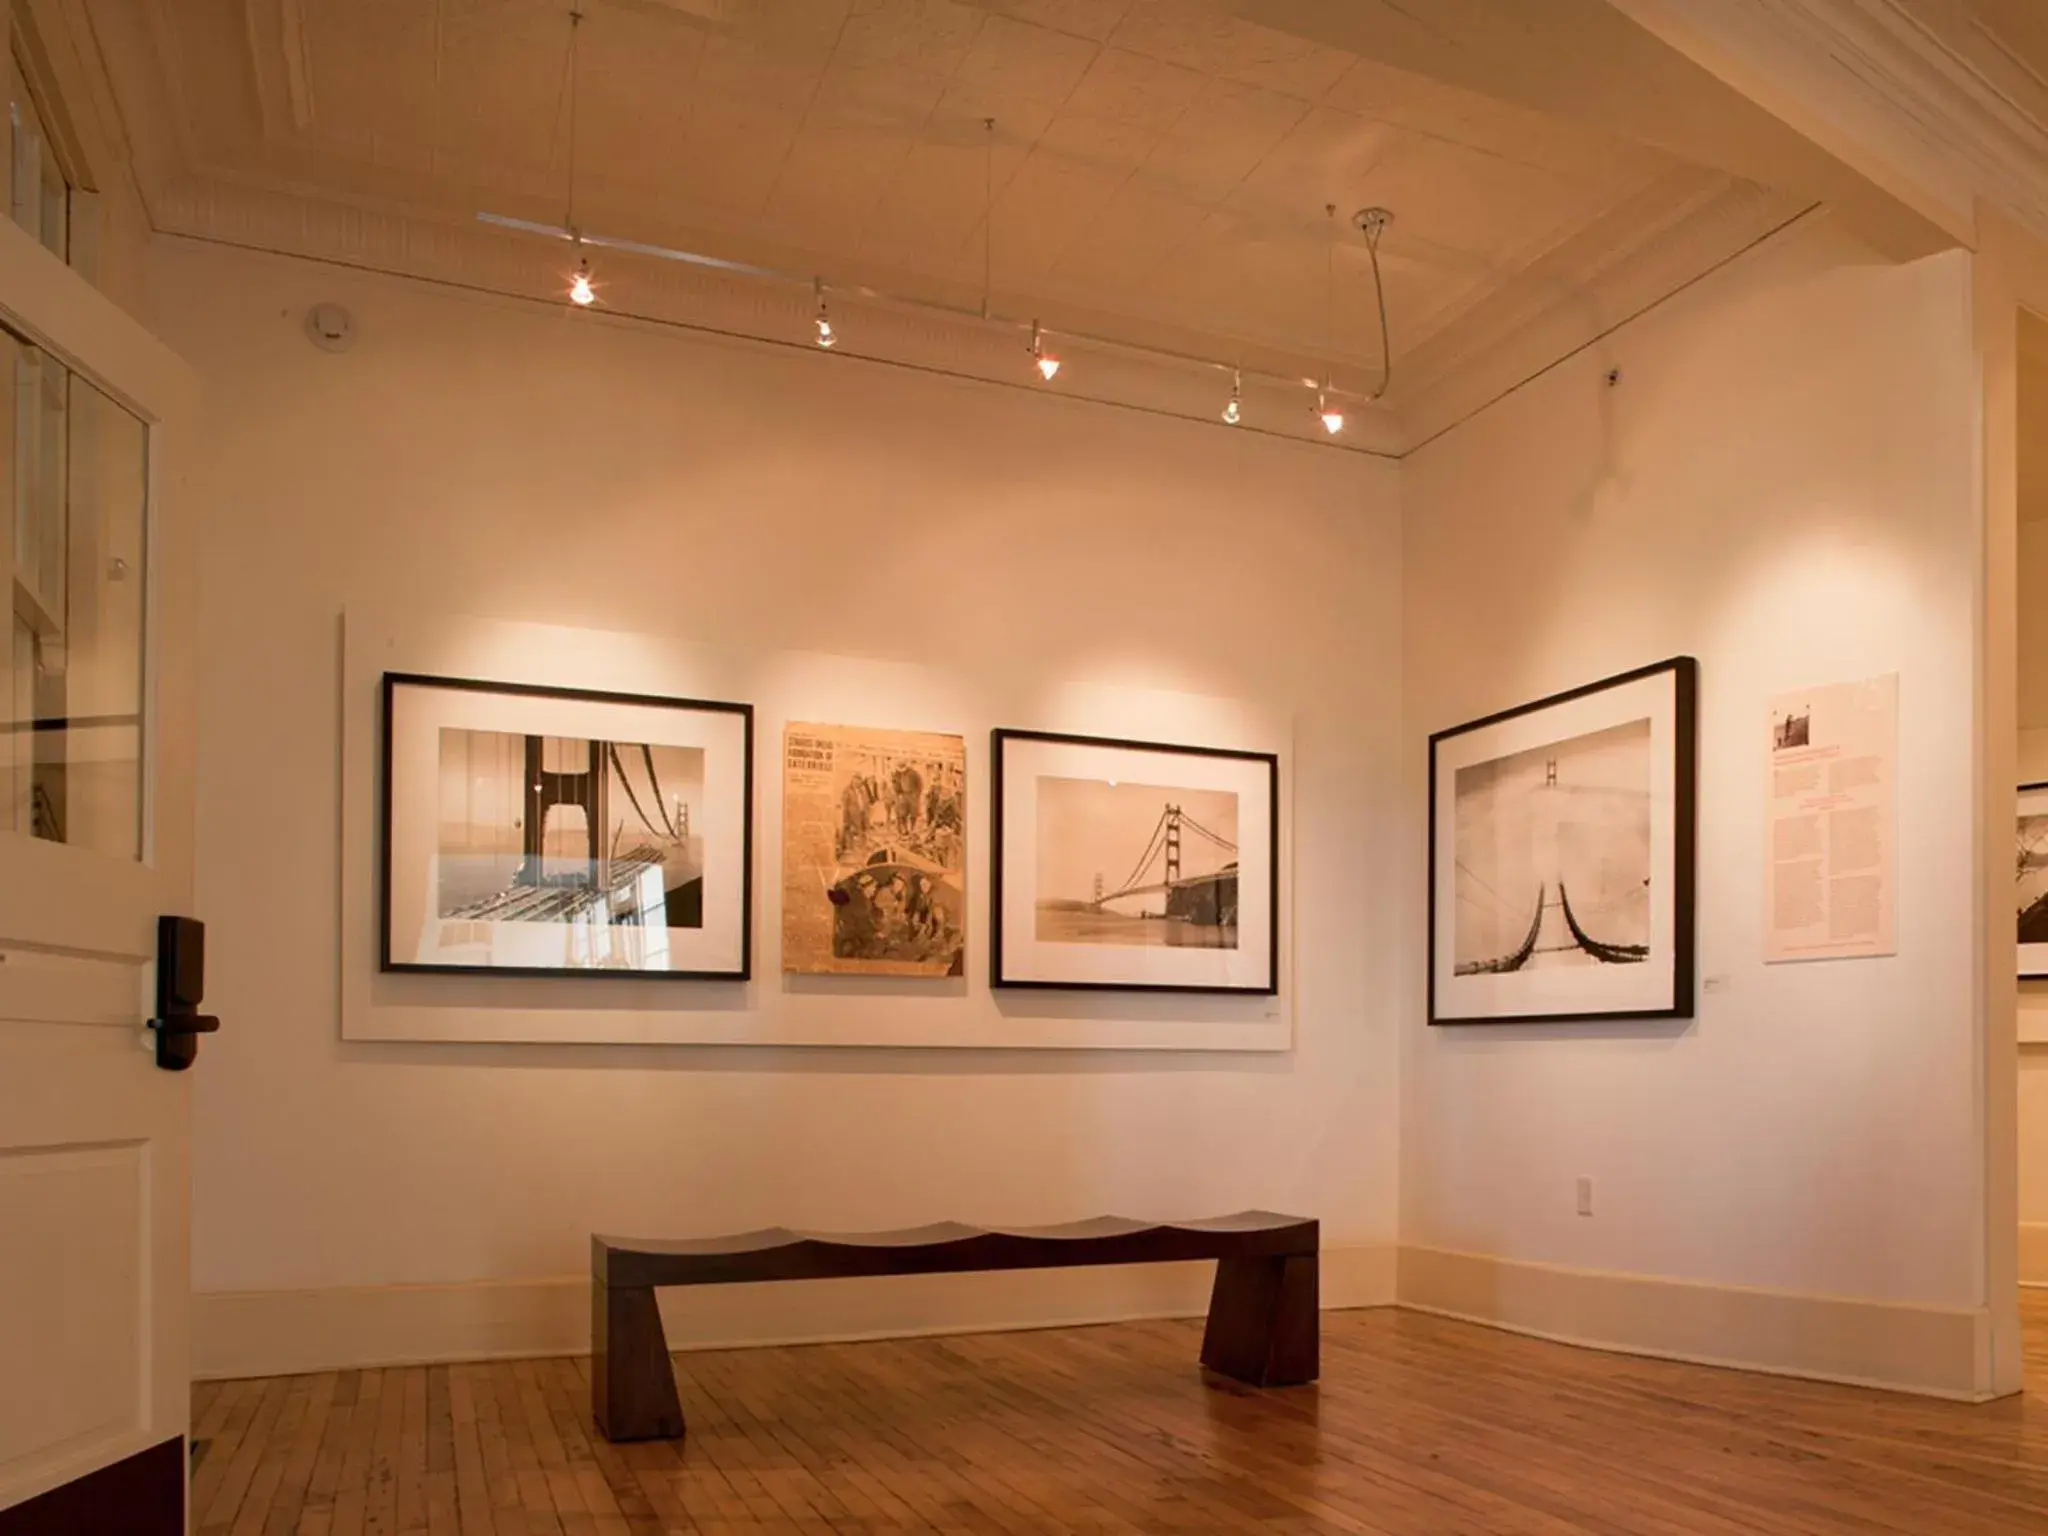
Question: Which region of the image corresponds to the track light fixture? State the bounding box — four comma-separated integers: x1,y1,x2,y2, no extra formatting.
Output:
568,250,595,307
1031,321,1060,381
1315,205,1345,434
1223,367,1242,425
813,278,836,349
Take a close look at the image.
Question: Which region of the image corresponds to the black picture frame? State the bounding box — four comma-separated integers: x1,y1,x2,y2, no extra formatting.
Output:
379,671,754,981
2018,780,2048,981
990,727,1281,995
1427,656,1697,1026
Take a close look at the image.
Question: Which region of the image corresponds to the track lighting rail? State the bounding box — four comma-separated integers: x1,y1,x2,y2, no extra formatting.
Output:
476,210,1394,413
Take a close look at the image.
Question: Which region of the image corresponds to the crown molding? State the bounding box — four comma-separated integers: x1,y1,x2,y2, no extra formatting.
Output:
1606,0,2048,247
1394,168,1812,448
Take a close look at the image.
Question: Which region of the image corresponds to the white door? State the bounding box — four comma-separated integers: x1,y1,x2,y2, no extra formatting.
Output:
0,199,199,1535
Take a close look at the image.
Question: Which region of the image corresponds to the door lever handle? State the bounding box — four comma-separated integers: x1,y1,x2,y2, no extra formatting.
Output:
148,1013,219,1073
150,915,218,1072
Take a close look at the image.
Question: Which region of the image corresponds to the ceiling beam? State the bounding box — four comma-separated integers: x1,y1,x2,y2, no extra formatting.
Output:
1226,0,1961,260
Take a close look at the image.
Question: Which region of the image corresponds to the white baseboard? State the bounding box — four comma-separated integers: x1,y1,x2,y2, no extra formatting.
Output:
1397,1245,1994,1401
197,1244,1998,1400
2023,1223,2048,1287
193,1245,1398,1381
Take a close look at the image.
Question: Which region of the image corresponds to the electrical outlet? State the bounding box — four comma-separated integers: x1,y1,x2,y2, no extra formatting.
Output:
1575,1177,1594,1217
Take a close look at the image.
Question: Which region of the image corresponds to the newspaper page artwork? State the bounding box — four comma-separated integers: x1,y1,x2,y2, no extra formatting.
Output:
1764,674,1898,962
782,723,966,976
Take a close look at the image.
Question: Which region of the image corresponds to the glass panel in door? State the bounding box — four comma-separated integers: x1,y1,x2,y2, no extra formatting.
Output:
1,331,146,860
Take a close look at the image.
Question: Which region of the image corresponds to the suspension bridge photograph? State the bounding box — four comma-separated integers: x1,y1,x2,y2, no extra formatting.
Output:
1452,718,1652,975
2019,806,2048,947
435,727,706,936
1033,775,1240,950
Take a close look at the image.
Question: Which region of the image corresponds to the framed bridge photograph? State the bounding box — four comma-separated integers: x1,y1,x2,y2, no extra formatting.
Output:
381,673,753,980
2019,782,2048,982
990,729,1278,994
1428,657,1697,1025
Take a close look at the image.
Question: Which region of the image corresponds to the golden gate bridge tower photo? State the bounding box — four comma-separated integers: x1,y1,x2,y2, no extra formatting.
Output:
1035,781,1241,950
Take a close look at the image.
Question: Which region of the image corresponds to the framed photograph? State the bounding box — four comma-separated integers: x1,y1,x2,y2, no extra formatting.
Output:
991,729,1278,994
2019,782,2048,980
782,723,966,978
381,673,753,979
1428,657,1697,1025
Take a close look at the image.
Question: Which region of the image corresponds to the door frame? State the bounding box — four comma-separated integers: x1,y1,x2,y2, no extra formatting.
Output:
1972,201,2048,1397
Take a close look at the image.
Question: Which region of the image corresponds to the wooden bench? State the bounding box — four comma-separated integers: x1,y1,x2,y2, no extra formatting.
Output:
591,1211,1319,1442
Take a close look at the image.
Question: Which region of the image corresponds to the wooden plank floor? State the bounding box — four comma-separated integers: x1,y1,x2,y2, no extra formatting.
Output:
193,1289,2048,1534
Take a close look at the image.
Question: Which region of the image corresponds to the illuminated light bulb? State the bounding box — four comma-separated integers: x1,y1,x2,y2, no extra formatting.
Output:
1222,367,1242,425
1318,386,1343,436
1030,321,1060,382
568,256,596,307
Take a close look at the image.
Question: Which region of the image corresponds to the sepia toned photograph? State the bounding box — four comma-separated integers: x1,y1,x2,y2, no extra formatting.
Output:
382,674,753,980
782,723,966,977
2020,813,2048,944
2020,784,2048,977
1428,656,1696,1024
1033,776,1240,950
1452,719,1651,975
991,729,1278,995
1774,707,1812,751
437,728,706,931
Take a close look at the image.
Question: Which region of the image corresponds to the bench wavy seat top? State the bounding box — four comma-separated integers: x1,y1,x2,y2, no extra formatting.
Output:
593,1211,1317,1288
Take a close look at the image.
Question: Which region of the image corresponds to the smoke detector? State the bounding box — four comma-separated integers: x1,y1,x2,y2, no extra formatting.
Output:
304,303,356,353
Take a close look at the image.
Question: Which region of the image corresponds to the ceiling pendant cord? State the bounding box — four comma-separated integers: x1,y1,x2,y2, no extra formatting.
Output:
430,0,445,180
1324,202,1335,359
1355,206,1393,402
564,7,584,238
982,116,995,321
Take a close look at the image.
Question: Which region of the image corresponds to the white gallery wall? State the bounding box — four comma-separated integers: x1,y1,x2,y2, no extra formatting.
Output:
150,206,2010,1393
145,240,1405,1377
1399,213,1996,1393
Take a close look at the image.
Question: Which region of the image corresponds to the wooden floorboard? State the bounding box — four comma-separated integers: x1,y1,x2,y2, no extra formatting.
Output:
196,1290,2048,1534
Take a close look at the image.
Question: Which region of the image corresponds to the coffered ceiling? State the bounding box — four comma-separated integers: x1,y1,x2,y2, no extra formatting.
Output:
87,0,1820,449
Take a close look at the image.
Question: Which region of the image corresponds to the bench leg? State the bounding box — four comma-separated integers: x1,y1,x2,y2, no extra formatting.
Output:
1199,1254,1318,1387
592,1278,685,1442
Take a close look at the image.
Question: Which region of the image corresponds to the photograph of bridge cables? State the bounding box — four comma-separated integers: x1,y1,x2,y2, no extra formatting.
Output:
990,729,1279,997
380,673,754,988
1427,657,1697,1025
